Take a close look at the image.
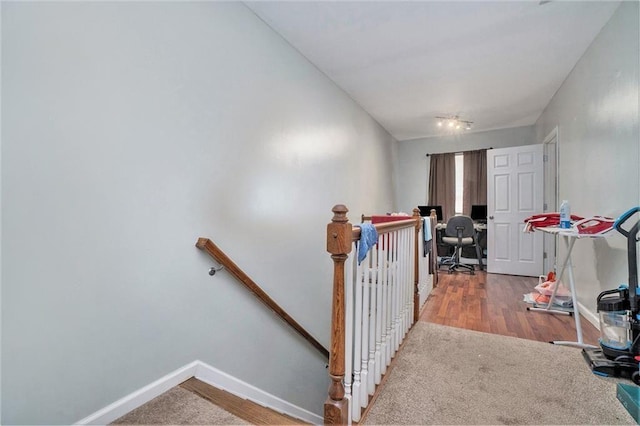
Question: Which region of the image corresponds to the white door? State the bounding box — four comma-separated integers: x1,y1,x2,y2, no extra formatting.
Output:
487,144,544,276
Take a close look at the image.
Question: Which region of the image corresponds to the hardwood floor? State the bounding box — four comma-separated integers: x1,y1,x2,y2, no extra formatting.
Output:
420,271,601,346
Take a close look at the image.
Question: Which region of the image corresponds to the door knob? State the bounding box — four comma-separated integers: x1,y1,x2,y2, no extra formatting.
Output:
489,216,494,220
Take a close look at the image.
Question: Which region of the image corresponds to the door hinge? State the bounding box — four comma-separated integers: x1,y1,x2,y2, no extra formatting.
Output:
543,154,549,162
543,203,548,211
543,252,548,259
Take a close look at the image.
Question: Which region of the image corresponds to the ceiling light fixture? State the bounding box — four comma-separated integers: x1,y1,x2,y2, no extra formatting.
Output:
435,115,473,131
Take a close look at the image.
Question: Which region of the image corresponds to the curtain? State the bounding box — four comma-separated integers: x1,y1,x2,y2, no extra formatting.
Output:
462,149,487,215
428,153,456,221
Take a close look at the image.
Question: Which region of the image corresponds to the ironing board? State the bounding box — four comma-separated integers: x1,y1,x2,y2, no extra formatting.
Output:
529,226,612,349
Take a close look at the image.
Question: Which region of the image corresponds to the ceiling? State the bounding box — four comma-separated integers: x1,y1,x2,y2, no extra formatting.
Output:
244,1,621,141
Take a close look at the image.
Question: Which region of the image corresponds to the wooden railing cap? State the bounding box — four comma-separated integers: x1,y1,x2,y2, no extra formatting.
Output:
331,204,349,223
327,205,353,255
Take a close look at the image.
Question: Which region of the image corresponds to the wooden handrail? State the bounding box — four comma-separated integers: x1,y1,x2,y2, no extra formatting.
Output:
195,237,329,360
352,218,417,241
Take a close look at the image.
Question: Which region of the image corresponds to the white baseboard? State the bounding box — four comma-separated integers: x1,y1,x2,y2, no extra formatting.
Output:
75,360,323,426
418,276,432,308
578,301,600,331
75,361,199,425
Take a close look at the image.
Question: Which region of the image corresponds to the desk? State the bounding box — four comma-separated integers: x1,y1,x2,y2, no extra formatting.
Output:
529,226,611,349
435,222,486,231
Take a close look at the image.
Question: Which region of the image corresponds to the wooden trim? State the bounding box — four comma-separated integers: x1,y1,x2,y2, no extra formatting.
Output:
194,360,324,425
195,238,329,360
180,378,306,425
352,218,417,241
324,205,352,425
430,212,439,287
412,208,421,323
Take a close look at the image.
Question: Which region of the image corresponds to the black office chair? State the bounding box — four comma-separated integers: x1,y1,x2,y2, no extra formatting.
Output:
439,215,483,274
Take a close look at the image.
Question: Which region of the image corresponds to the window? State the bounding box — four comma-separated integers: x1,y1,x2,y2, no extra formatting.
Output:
455,153,464,215
428,149,486,220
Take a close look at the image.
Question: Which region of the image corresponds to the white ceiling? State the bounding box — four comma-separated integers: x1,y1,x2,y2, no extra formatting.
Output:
245,1,621,141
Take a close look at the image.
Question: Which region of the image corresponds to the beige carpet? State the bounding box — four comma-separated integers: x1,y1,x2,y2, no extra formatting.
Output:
363,322,635,425
111,386,249,425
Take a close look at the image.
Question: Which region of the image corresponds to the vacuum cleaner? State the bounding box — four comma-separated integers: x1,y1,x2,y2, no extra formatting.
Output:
583,207,640,384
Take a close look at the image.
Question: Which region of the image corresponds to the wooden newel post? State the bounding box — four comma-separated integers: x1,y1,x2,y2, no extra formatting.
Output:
325,204,352,425
412,208,422,323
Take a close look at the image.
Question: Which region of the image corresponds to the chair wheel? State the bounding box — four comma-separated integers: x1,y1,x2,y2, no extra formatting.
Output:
633,371,640,386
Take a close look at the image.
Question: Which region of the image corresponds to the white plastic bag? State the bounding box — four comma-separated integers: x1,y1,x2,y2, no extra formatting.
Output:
535,275,571,297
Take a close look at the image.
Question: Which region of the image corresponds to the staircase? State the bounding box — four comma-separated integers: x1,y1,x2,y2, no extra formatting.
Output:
111,378,307,425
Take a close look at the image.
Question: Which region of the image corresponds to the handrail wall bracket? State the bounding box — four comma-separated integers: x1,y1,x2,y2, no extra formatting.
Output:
208,265,224,276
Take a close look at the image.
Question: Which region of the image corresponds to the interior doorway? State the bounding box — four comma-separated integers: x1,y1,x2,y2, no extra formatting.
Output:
486,144,544,276
543,127,558,273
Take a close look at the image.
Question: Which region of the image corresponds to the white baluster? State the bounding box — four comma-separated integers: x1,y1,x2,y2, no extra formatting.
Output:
367,246,377,395
404,227,412,334
399,229,407,338
374,232,384,383
351,244,364,422
359,253,370,409
399,229,406,344
380,233,389,373
385,232,393,365
407,227,413,330
345,249,355,423
409,227,416,330
398,228,404,350
392,229,400,354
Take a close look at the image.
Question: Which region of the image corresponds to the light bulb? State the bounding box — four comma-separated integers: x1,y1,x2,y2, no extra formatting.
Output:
437,121,443,127
448,120,455,128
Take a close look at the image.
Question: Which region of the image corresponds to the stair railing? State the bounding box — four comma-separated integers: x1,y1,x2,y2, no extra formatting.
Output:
196,237,329,360
324,205,427,424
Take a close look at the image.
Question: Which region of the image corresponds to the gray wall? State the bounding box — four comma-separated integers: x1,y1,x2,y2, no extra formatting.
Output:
534,1,639,317
0,3,398,424
395,126,536,214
